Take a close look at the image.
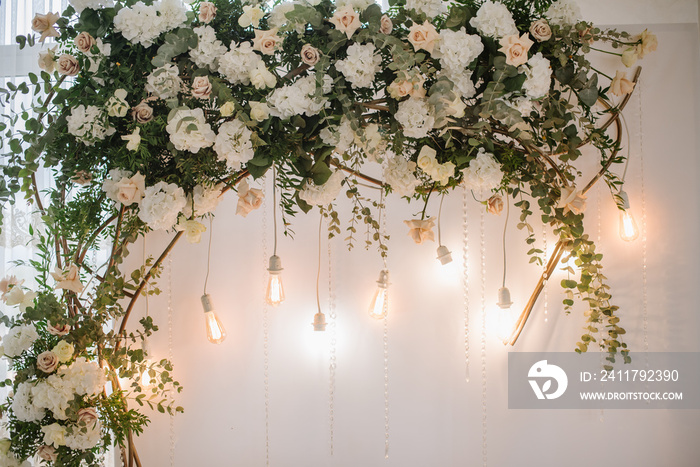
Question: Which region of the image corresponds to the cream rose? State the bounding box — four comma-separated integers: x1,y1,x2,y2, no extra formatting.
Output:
380,14,393,35
416,146,437,172
121,128,141,152
403,218,436,244
637,29,657,58
330,5,361,39
529,19,551,41
75,31,96,54
220,101,236,117
47,322,71,336
487,194,504,215
199,2,217,23
36,351,59,373
115,172,146,206
38,445,58,462
38,47,57,72
621,47,638,67
50,264,83,294
499,33,534,67
610,70,635,96
41,423,66,448
77,407,99,427
250,63,276,89
238,5,264,28
191,76,212,99
57,54,80,76
300,44,320,66
131,101,154,123
557,185,587,215
249,101,269,122
252,28,282,55
175,218,207,243
52,340,74,363
31,12,60,42
407,21,439,54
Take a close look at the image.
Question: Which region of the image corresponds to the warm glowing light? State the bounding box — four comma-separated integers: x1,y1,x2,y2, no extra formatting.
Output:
619,210,639,242
368,270,389,320
201,294,227,344
494,287,517,343
266,255,285,306
140,360,154,387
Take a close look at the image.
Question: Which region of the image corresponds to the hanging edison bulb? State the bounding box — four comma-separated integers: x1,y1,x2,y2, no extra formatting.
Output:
618,191,639,242
265,255,285,306
368,270,389,320
201,294,226,344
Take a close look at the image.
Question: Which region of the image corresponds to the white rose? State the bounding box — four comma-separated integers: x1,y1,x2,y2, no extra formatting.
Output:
249,102,270,122
52,340,75,363
41,423,67,448
249,63,277,89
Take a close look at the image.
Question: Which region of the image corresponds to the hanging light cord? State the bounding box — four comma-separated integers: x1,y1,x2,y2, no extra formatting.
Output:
203,216,213,295
620,113,632,184
437,193,446,246
378,188,387,270
272,165,278,257
316,214,323,314
502,195,509,288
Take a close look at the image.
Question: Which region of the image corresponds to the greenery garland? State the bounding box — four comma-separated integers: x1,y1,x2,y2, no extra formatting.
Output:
0,0,656,464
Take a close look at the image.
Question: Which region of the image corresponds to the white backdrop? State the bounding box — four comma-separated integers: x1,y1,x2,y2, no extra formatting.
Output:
125,9,700,467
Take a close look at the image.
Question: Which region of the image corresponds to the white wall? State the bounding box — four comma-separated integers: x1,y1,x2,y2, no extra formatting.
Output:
132,11,700,467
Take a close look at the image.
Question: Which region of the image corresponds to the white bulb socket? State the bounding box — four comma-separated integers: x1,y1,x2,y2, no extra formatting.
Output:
376,270,389,289
619,190,631,210
201,293,214,313
312,311,327,331
436,245,453,265
497,287,513,309
268,255,283,274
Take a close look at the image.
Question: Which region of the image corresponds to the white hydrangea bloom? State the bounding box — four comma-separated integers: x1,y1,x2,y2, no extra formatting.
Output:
546,0,582,27
405,0,447,19
335,0,374,11
218,41,263,86
31,375,73,420
395,98,435,138
0,444,29,467
438,28,484,74
443,70,477,99
11,382,45,422
213,120,255,171
462,148,503,191
184,184,224,218
335,43,382,89
64,419,102,450
298,170,346,206
139,181,187,230
268,2,297,30
190,26,228,71
166,108,216,153
521,52,552,99
66,105,115,146
158,0,188,31
384,153,420,197
59,357,106,396
267,74,333,119
69,0,115,14
145,63,182,99
469,1,518,38
114,0,187,47
3,324,39,357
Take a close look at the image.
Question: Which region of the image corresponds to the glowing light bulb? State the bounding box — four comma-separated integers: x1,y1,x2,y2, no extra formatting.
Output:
265,255,285,306
312,311,327,331
494,287,517,344
368,270,389,320
618,190,639,242
140,362,154,387
201,294,226,344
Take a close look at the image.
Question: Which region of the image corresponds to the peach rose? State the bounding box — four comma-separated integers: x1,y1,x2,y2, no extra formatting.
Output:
115,172,145,206
403,218,436,244
199,2,217,23
31,12,60,42
131,100,154,124
498,33,533,67
300,44,320,66
38,47,57,72
77,408,99,427
57,54,80,76
380,15,393,35
557,185,587,215
236,179,263,217
50,264,83,294
0,275,23,302
610,70,635,96
388,74,426,99
529,19,551,41
74,31,96,54
407,21,439,54
47,322,71,336
330,5,361,39
71,171,92,186
191,76,212,99
36,351,59,373
38,445,57,462
252,28,282,55
487,194,504,215
578,27,594,44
